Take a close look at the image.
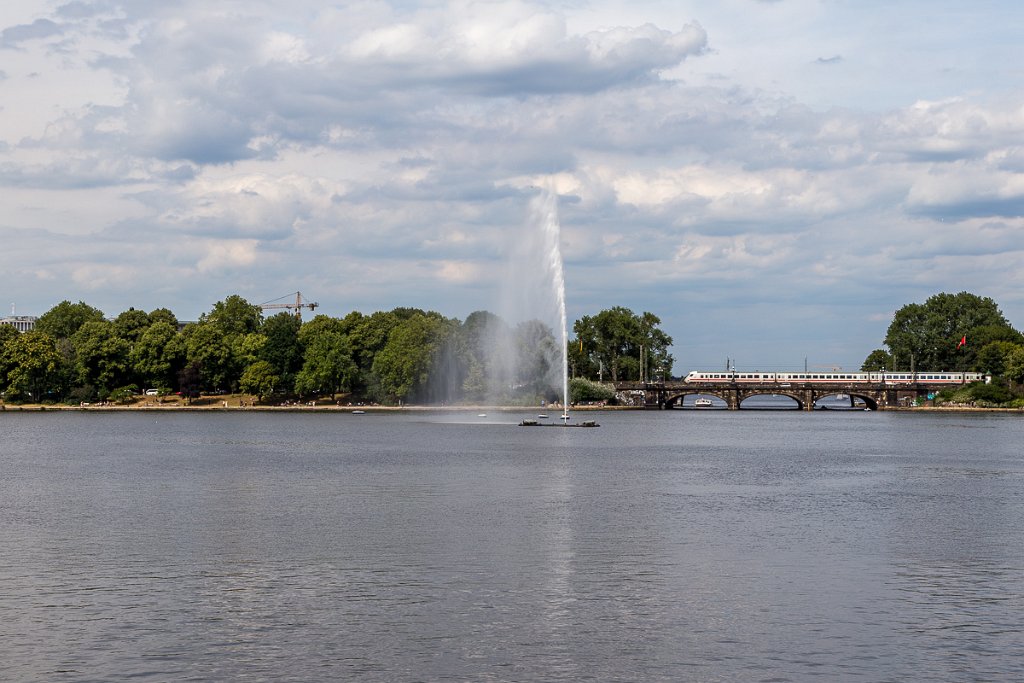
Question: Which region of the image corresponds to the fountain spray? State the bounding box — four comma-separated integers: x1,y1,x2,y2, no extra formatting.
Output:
535,190,569,418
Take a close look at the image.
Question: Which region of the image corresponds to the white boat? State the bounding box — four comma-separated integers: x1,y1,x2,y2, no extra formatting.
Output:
538,414,548,419
351,410,365,414
477,413,487,418
694,398,714,408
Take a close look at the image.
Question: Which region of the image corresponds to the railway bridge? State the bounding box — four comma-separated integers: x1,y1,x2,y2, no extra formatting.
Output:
614,380,955,411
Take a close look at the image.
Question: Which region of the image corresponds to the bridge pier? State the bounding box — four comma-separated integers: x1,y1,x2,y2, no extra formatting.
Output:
726,390,740,410
803,389,815,411
644,391,663,409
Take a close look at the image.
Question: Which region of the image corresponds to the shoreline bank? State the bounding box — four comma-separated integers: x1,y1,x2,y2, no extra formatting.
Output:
1,403,1021,414
0,403,625,413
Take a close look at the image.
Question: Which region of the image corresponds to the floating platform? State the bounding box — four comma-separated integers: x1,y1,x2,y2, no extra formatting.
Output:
520,419,599,427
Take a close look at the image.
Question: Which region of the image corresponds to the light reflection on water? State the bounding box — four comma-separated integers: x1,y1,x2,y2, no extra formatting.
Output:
1,410,1023,681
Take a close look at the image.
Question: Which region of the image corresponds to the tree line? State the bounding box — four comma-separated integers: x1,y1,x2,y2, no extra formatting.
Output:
0,297,673,405
862,291,1024,406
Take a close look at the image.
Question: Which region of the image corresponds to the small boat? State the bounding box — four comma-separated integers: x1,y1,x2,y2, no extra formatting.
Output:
351,410,365,414
537,414,548,419
477,413,487,418
694,398,714,408
560,413,570,421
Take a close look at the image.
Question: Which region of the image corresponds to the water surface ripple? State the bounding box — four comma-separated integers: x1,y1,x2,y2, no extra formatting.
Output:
2,410,1022,681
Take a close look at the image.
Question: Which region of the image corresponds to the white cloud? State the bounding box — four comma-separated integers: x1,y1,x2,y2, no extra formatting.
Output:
1,0,1023,370
195,239,260,273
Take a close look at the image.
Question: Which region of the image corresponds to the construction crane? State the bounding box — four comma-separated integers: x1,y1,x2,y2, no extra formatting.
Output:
258,291,319,321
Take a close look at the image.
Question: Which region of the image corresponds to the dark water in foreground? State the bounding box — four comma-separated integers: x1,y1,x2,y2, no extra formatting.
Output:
2,410,1022,682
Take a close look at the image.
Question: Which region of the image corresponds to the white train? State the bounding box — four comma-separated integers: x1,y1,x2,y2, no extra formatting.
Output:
683,371,985,385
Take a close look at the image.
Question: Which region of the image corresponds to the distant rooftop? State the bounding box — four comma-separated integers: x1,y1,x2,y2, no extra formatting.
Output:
0,315,38,332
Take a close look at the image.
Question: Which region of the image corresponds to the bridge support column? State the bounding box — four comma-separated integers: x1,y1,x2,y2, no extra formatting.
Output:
727,389,740,410
643,387,664,409
803,389,815,411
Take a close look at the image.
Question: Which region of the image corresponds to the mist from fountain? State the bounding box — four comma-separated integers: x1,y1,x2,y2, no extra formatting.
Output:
537,192,569,416
490,188,569,413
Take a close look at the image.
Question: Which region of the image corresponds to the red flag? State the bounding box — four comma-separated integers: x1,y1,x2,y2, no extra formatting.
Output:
957,335,966,349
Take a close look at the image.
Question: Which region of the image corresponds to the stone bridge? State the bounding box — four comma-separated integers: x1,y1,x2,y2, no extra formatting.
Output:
614,380,948,411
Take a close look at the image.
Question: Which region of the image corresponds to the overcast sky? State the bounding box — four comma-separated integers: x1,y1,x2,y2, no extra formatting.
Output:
2,0,1022,372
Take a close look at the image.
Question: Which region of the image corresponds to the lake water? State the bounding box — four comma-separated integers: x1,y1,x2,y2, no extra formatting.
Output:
2,409,1022,682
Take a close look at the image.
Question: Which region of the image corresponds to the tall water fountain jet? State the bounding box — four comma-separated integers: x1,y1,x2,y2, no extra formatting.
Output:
492,188,570,415
536,192,570,417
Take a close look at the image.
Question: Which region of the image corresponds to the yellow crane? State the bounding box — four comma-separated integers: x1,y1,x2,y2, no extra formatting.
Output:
258,292,319,321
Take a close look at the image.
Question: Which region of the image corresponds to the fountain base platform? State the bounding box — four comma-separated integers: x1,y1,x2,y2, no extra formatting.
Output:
520,419,599,427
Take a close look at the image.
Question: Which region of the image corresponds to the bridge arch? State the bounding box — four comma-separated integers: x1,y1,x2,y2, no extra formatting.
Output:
813,391,879,411
663,390,810,409
661,388,879,411
663,391,727,409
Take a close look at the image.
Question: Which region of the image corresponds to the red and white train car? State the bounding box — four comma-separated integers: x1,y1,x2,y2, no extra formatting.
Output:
683,371,984,385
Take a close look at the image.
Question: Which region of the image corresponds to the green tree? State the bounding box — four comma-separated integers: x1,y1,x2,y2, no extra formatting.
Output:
184,323,237,391
573,307,674,381
1005,346,1024,385
861,349,893,371
149,307,179,328
113,307,152,344
130,321,186,389
343,309,407,396
177,362,202,402
371,312,449,403
0,324,18,347
457,311,509,403
260,313,303,392
0,325,19,382
514,319,558,397
0,325,18,395
968,324,1024,348
884,292,1014,371
294,315,358,398
35,300,105,340
109,385,140,405
975,341,1020,377
1,331,62,401
71,320,131,390
202,295,263,337
239,360,279,400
